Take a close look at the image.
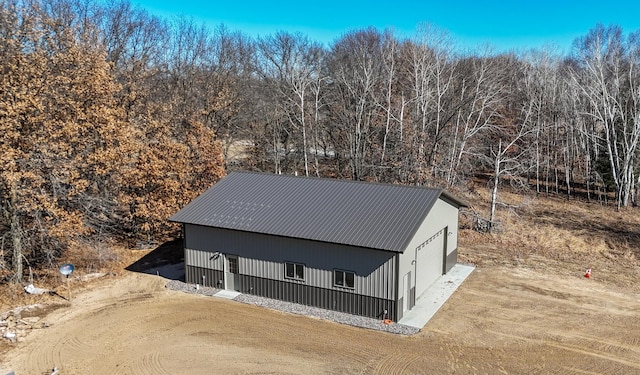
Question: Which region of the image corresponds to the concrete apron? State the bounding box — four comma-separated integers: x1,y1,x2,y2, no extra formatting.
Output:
214,290,242,299
398,263,475,330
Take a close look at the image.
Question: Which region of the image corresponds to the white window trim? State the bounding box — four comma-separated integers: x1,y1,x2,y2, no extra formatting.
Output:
284,262,305,281
333,269,355,289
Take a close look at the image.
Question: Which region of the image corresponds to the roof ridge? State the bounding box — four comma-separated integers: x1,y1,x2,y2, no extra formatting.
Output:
171,171,465,252
229,170,444,192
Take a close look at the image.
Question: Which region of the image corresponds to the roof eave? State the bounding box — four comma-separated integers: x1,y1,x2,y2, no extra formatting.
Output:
178,222,405,253
439,190,469,208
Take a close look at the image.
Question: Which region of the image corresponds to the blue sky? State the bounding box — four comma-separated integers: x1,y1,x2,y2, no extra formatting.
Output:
131,0,640,53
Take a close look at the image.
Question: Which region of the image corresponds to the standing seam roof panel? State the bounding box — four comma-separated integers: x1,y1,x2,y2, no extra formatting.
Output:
169,171,458,252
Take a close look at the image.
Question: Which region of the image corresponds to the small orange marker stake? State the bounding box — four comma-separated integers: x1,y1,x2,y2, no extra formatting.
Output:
584,267,592,278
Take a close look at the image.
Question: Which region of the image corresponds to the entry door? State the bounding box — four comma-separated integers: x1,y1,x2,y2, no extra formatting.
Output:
225,255,239,291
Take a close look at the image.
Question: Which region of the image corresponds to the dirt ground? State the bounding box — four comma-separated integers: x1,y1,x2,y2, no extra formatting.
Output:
1,250,639,375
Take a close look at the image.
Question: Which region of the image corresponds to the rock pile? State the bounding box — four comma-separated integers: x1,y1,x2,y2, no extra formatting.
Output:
1,304,49,343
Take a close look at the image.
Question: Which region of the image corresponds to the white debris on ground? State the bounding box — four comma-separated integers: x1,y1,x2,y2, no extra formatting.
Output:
0,304,49,344
2,330,16,342
24,284,50,295
165,279,420,335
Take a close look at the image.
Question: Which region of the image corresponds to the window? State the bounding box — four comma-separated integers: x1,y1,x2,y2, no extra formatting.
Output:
285,262,305,281
227,256,239,274
334,270,355,289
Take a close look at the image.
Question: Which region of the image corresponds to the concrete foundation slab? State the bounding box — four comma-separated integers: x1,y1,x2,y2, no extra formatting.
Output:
398,263,475,329
215,290,241,299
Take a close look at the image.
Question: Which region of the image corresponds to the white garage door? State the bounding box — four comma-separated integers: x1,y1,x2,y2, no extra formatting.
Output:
415,229,445,299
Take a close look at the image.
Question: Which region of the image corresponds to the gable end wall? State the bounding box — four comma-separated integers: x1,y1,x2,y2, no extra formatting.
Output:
395,198,461,320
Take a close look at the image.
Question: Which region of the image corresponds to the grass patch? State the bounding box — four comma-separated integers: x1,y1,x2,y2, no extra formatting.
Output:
459,191,640,289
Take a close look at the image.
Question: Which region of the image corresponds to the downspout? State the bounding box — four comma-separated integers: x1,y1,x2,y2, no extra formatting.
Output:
182,223,187,283
181,224,185,251
443,225,449,274
394,253,400,322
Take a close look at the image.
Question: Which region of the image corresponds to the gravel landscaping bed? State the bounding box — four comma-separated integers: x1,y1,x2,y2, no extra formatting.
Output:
165,279,420,335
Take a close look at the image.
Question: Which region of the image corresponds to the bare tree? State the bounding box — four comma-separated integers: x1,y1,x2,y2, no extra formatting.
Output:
256,31,325,176
378,31,398,168
325,28,384,180
208,25,257,167
485,119,536,229
467,54,537,229
446,50,508,186
569,24,640,208
406,24,457,183
96,0,169,114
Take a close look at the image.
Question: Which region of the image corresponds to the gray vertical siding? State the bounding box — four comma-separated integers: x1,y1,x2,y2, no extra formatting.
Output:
445,249,457,273
185,224,397,300
183,224,398,320
185,248,224,270
233,273,396,321
185,265,224,288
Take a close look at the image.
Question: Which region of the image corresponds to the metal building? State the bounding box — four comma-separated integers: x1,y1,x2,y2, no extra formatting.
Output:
169,171,467,321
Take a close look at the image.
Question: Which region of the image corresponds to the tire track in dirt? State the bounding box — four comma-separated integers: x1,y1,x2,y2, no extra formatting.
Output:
426,268,640,374
372,351,424,374
341,342,385,371
487,330,640,372
456,284,640,373
14,289,166,374
567,331,640,359
560,365,610,374
22,334,64,374
23,329,99,373
482,314,640,361
195,298,386,373
544,340,640,372
5,268,640,374
131,352,168,375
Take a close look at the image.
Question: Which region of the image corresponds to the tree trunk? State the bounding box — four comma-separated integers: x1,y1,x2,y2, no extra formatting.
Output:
10,203,23,283
535,125,540,194
634,172,640,207
300,94,309,177
564,154,571,200
489,140,501,230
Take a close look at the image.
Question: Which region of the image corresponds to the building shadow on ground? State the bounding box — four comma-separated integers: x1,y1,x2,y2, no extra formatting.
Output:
126,239,185,281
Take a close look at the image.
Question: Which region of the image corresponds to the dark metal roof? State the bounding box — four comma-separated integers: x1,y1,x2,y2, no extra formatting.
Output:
170,171,466,253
